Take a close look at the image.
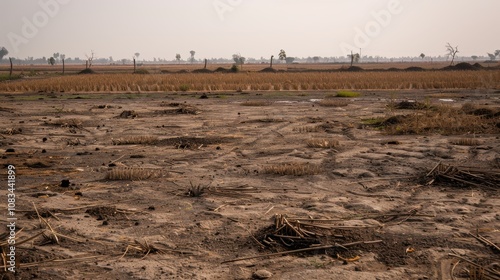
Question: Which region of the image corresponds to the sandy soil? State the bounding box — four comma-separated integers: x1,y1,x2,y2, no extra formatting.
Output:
0,90,499,280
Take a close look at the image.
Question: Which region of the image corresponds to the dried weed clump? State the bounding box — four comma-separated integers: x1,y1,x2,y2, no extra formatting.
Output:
240,100,272,106
449,138,481,146
317,99,349,107
293,126,324,133
306,138,340,148
106,168,159,180
112,136,158,145
264,162,322,176
383,105,499,135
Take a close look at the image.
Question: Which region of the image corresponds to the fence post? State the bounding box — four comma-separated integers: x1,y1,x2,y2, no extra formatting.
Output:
62,58,65,75
9,57,13,77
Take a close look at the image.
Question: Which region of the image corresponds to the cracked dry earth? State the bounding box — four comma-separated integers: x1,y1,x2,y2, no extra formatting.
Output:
0,90,499,280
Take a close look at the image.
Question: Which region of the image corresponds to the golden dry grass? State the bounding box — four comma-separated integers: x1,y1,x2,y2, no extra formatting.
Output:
384,105,499,135
264,162,322,176
293,126,324,133
1,71,498,92
449,138,481,146
306,138,340,148
106,168,159,180
111,136,158,145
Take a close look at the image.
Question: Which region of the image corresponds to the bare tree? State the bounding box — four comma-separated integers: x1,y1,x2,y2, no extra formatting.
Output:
348,51,360,67
85,50,95,68
445,43,459,66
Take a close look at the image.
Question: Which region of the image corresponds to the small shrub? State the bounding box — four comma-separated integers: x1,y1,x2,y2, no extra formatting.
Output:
336,91,361,98
230,64,239,73
179,84,190,92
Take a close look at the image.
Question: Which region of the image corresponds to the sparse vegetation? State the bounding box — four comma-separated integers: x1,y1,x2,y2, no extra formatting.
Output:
264,162,322,176
293,126,324,133
112,135,158,145
317,99,349,107
240,100,272,106
106,168,159,180
306,138,340,148
336,91,361,98
449,138,481,146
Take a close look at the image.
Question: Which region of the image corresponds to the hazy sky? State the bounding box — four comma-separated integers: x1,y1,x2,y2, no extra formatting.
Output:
1,0,499,61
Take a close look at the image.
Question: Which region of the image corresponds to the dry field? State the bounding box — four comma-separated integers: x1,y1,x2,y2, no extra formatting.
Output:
1,70,499,93
0,72,499,279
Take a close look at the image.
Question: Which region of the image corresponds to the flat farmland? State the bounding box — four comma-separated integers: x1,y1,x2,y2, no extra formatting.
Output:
0,70,499,279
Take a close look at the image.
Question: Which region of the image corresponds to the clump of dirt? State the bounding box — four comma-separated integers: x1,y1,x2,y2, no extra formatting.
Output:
78,68,96,74
442,62,481,71
214,67,229,73
192,69,213,73
159,136,234,149
260,67,278,73
345,66,364,72
118,110,137,118
405,66,425,72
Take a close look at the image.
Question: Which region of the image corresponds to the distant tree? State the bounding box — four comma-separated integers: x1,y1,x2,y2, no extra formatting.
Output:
420,53,425,60
85,50,95,68
53,52,60,61
189,50,195,63
445,43,459,66
121,58,127,65
348,51,360,66
487,50,500,61
109,56,113,62
278,49,286,63
232,54,245,65
48,57,56,66
134,52,140,59
60,54,65,60
471,55,478,61
313,56,320,63
0,47,9,60
285,57,295,64
176,53,181,64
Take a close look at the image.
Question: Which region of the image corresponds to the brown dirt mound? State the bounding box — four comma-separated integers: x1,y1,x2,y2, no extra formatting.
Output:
345,66,364,72
405,66,425,72
192,68,213,73
214,67,229,72
78,68,96,74
260,67,278,73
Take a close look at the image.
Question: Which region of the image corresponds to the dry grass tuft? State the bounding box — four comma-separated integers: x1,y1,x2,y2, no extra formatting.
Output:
112,136,158,145
449,138,481,146
293,126,324,133
264,162,322,176
240,100,272,106
45,118,83,128
106,168,159,180
317,99,349,107
384,105,500,135
306,138,340,148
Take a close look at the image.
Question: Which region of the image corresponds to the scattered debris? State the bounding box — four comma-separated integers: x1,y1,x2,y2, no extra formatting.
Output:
425,162,500,191
118,110,137,118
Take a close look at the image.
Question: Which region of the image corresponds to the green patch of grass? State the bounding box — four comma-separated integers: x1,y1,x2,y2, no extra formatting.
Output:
0,73,22,82
336,90,361,98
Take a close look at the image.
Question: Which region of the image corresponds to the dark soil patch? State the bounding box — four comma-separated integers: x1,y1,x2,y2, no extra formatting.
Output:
405,66,425,72
345,66,364,72
260,67,278,73
159,136,235,149
118,110,137,118
86,206,125,221
394,101,430,110
214,67,229,73
78,68,96,74
192,68,213,73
